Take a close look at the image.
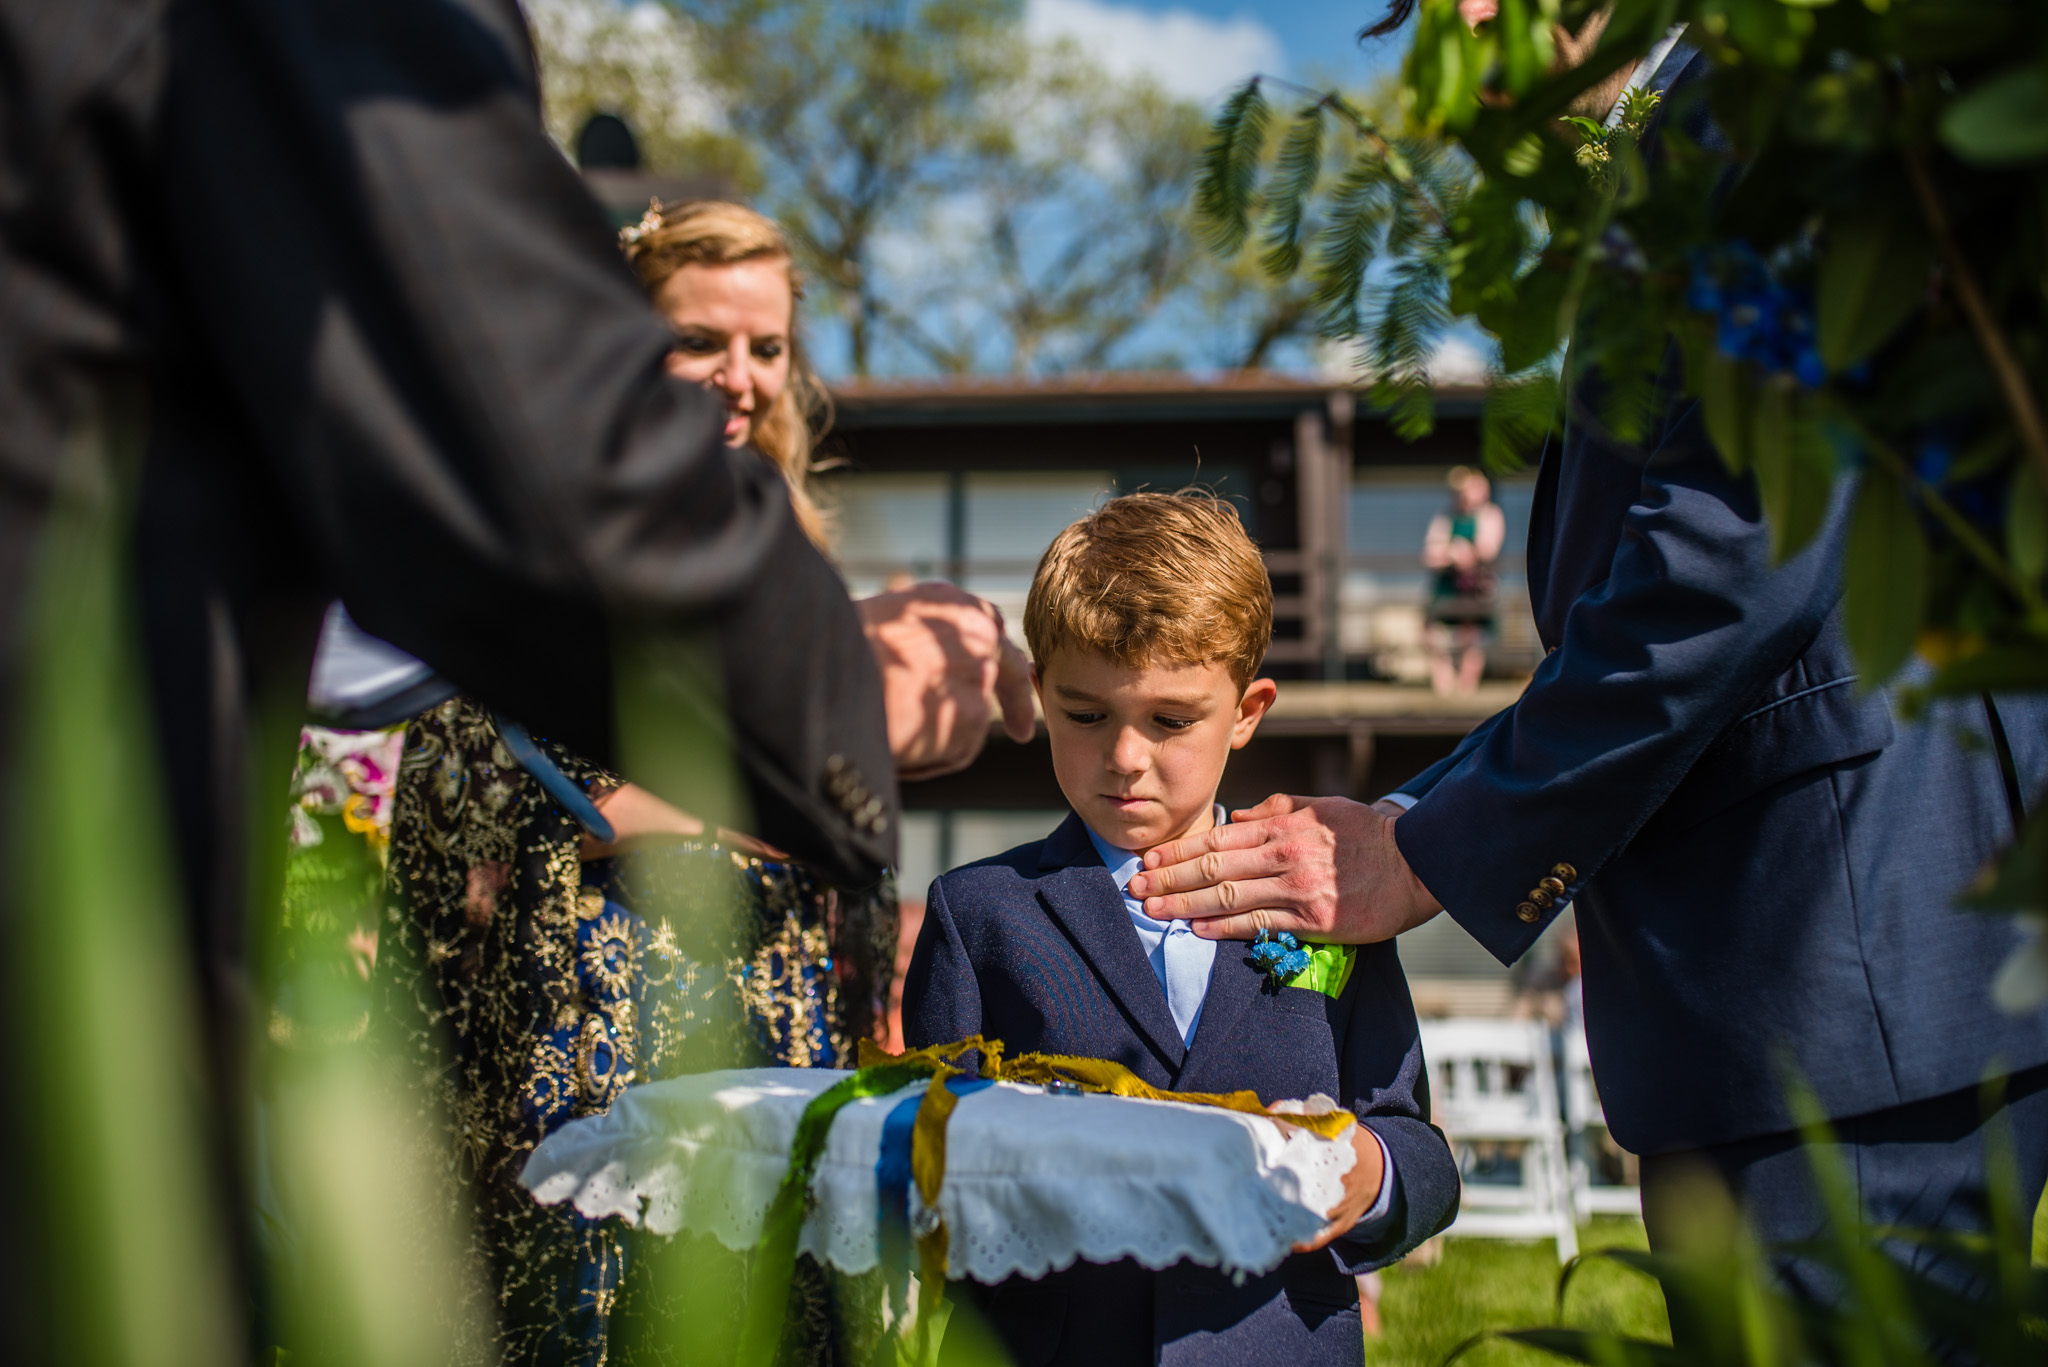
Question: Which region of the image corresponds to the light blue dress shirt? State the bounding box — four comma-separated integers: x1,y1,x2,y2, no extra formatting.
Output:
1086,809,1223,1048
1084,805,1399,1231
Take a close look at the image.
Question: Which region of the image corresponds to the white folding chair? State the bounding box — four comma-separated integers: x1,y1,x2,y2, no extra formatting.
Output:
1562,1027,1641,1220
1419,1018,1578,1262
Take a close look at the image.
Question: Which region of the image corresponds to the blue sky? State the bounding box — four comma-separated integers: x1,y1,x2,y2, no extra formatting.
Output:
1024,0,1407,103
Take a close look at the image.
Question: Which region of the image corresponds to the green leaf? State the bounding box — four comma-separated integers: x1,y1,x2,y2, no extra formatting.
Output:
1501,132,1544,178
1941,65,2048,166
1844,471,1929,686
1700,348,1751,473
1925,640,2048,696
1817,215,1930,372
2009,461,2048,587
1495,0,1553,96
1485,267,1568,374
1750,382,1832,562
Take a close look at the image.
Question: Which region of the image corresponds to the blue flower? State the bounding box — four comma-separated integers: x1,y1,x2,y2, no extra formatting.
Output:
1914,437,1955,487
1253,930,1307,985
1689,244,1827,390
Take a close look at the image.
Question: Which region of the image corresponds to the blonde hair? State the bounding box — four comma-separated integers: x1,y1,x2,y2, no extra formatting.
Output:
1024,491,1274,692
621,199,832,547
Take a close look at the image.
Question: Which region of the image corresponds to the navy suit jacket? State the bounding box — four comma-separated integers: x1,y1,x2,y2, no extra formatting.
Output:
1395,42,2048,1156
905,812,1458,1367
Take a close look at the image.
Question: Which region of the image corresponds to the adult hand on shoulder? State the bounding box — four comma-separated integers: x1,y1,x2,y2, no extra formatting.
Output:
1293,1123,1387,1253
1126,795,1441,943
857,581,1036,783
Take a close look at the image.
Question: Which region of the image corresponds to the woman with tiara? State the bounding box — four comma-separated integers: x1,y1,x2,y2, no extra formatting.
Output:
376,202,893,1365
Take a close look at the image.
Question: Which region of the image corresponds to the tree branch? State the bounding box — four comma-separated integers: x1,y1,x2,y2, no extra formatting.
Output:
1837,409,2046,617
1902,147,2048,492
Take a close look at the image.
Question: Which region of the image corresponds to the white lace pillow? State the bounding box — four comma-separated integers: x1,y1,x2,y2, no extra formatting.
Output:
521,1067,1354,1283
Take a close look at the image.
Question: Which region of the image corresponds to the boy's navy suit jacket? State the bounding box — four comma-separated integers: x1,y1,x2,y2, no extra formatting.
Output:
1393,40,2048,1159
904,812,1458,1367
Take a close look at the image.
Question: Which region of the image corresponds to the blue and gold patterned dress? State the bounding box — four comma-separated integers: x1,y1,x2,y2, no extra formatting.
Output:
377,696,895,1365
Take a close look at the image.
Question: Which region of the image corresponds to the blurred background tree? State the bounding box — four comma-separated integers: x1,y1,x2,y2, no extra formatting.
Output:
525,0,754,187
526,0,1339,376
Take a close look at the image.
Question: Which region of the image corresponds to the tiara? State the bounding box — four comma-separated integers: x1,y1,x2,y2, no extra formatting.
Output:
618,198,666,247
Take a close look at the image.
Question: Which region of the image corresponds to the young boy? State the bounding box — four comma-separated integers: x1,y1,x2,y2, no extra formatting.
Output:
903,492,1458,1367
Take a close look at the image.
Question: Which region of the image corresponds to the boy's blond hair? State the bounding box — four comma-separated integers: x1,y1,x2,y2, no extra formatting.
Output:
1024,490,1273,692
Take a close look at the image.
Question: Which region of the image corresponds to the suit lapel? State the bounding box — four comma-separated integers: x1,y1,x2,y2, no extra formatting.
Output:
1034,813,1187,1072
1178,937,1265,1083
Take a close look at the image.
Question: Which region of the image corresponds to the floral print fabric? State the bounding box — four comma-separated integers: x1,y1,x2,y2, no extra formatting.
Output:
376,696,895,1364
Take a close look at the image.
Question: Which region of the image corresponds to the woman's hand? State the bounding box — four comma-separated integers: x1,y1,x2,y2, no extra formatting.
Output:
1293,1123,1387,1253
581,784,791,860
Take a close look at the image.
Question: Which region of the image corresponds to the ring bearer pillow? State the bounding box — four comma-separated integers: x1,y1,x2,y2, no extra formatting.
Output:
520,1052,1357,1287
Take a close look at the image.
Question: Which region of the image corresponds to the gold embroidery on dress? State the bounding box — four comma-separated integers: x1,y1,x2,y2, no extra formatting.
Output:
376,695,896,1364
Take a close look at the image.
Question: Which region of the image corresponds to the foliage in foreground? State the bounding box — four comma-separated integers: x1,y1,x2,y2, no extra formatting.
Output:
1470,1087,2046,1367
1198,0,2048,985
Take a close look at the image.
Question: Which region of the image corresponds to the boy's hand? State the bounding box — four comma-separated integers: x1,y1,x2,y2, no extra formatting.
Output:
1129,794,1440,944
1292,1123,1387,1253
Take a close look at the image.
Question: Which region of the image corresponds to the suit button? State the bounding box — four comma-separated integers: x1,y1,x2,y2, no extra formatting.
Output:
1528,889,1554,910
1551,862,1577,883
1516,902,1541,923
1539,877,1565,897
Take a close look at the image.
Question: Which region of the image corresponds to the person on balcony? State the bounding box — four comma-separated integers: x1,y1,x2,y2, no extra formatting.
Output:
1421,465,1505,697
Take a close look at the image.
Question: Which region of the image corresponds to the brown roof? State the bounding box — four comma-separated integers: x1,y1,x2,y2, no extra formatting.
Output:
829,371,1488,407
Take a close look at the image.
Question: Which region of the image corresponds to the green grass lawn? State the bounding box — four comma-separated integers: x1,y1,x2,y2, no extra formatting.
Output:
1368,1191,2048,1367
1368,1220,1669,1367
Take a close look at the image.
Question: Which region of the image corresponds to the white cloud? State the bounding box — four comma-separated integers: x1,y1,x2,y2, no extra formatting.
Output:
1428,334,1494,385
1024,0,1286,104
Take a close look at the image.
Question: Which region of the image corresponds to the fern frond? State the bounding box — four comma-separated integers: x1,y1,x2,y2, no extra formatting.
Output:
1368,258,1451,438
1308,156,1391,336
1480,368,1561,473
1371,259,1448,381
1377,375,1438,441
1196,79,1271,257
1256,108,1326,281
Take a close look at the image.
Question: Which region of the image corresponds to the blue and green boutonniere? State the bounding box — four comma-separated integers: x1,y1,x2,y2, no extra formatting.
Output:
1253,930,1357,999
1252,929,1312,982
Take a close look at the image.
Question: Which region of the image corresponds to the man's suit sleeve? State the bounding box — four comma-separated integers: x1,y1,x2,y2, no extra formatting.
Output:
902,879,983,1051
162,0,893,884
1394,401,1844,964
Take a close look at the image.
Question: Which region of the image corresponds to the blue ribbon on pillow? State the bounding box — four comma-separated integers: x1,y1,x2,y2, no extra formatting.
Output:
877,1077,992,1314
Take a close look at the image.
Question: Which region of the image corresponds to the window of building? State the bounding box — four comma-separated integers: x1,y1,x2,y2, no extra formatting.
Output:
819,470,1112,641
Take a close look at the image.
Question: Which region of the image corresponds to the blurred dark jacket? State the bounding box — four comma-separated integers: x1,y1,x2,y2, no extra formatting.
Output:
1391,41,2048,1155
0,0,892,1351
